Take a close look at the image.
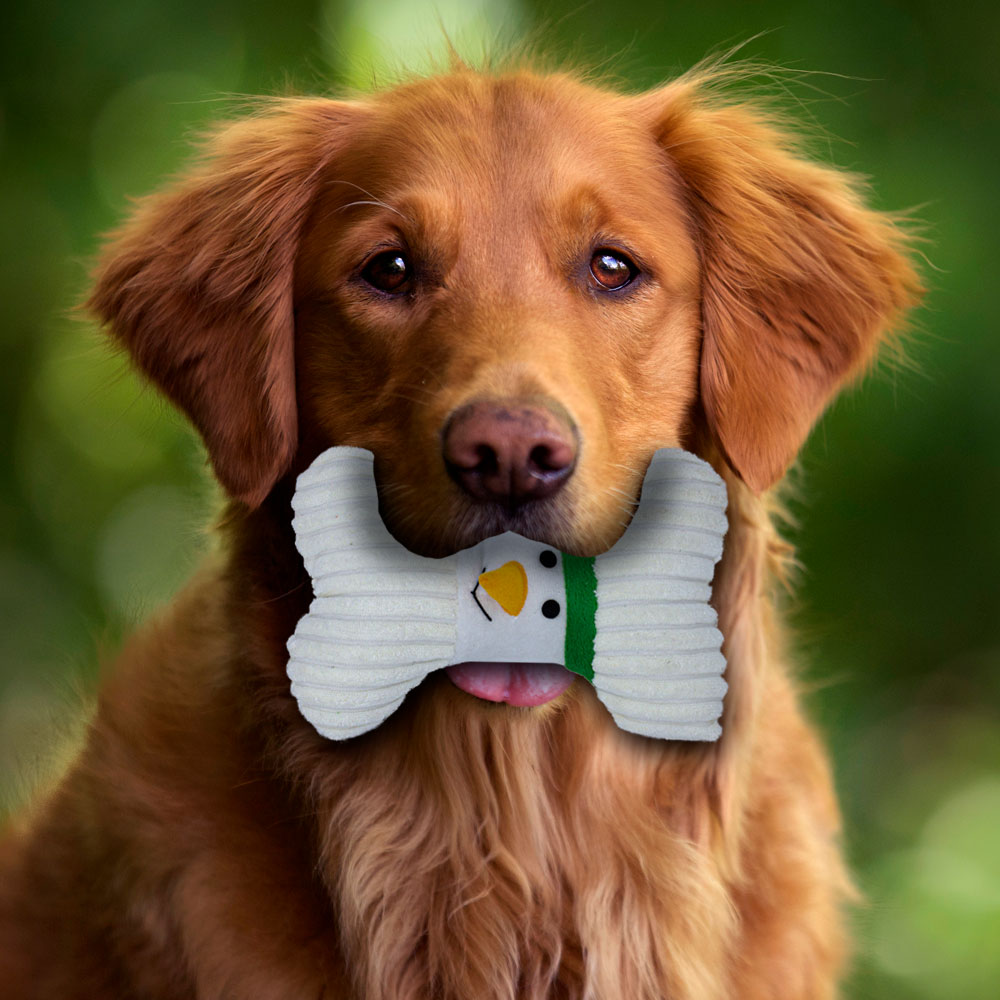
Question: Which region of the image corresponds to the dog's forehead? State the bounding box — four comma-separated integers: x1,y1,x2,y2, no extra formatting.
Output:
355,72,677,206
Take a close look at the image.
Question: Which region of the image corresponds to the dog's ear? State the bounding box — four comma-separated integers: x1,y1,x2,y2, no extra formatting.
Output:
89,99,359,507
636,77,922,492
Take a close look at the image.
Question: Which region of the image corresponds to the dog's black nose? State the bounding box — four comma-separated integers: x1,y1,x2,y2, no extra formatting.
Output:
443,400,577,505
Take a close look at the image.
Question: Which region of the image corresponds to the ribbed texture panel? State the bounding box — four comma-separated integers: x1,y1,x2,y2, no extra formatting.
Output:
286,448,457,740
592,449,729,742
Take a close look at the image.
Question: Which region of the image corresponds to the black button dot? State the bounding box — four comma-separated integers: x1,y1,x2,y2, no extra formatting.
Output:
539,550,557,568
541,599,560,619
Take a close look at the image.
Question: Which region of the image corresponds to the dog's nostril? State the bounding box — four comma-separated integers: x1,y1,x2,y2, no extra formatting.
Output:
528,442,573,475
472,444,500,475
443,400,578,506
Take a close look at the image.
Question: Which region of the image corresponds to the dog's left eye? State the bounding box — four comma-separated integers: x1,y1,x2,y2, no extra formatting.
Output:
589,249,639,291
361,250,411,294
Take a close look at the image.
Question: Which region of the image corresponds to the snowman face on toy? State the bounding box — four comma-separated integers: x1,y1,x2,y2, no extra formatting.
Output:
454,533,567,667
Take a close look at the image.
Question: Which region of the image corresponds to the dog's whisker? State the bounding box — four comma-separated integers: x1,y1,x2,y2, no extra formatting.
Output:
323,179,412,222
336,199,403,215
375,387,442,408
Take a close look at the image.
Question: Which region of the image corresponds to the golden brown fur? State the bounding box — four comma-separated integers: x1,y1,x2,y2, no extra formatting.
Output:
0,63,920,999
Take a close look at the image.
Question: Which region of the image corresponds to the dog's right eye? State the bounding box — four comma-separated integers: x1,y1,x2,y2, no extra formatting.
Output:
361,251,410,294
589,249,638,291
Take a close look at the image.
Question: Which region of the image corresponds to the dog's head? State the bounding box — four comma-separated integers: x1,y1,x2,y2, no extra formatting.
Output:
90,67,918,560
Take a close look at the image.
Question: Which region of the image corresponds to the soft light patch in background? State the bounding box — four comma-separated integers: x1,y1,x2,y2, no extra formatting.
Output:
870,776,1000,996
323,0,527,88
90,72,219,212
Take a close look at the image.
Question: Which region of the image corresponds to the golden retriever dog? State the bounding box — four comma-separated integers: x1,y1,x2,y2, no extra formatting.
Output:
0,60,920,999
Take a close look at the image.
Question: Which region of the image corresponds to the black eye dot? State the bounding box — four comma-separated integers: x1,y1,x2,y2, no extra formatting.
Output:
541,599,560,619
539,550,557,568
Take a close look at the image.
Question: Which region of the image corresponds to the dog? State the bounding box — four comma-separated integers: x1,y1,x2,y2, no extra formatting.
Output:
0,60,920,999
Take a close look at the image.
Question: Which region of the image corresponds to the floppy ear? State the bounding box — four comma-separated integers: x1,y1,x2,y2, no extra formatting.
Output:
637,77,922,492
89,98,359,507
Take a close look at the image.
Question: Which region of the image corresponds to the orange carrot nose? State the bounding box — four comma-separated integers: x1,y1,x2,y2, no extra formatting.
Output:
478,561,528,616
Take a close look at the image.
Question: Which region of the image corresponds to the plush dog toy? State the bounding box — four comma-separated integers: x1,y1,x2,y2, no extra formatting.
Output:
287,448,728,741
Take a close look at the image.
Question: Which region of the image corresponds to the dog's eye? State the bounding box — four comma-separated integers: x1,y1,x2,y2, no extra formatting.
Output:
590,249,638,291
361,251,410,293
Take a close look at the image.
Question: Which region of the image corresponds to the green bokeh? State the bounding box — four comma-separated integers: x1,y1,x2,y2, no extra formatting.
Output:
2,3,997,997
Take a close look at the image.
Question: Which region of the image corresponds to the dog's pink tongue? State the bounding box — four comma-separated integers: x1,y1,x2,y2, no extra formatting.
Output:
445,662,574,706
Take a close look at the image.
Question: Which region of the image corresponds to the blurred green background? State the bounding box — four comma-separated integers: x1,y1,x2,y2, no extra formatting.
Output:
1,1,997,996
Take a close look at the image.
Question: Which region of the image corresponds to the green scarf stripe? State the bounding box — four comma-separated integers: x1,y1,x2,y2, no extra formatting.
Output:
563,554,597,681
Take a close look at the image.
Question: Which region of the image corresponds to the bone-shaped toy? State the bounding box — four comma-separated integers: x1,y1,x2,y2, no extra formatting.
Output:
287,447,729,741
